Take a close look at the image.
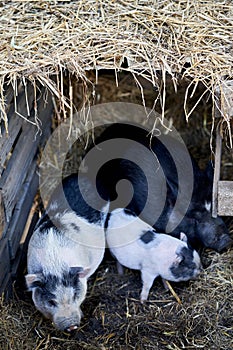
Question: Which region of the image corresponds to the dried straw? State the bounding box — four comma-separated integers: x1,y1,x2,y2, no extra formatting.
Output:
0,247,232,349
0,0,233,133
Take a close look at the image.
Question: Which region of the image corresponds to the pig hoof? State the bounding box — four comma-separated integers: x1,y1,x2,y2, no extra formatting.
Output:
66,325,78,332
140,296,148,303
117,261,124,275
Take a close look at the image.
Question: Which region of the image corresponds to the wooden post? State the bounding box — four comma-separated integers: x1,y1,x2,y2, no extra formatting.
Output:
0,192,6,239
212,124,222,218
212,80,233,217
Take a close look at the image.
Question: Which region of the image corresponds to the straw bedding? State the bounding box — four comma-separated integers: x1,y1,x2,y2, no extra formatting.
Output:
0,247,232,350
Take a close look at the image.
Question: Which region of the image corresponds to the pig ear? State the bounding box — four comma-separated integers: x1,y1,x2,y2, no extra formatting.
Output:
180,232,188,243
69,266,91,278
25,273,44,290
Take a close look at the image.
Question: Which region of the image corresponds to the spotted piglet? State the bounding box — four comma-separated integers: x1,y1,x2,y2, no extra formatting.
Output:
106,208,202,302
25,174,108,332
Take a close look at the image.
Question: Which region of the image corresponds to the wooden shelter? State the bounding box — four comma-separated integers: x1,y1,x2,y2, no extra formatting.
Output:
0,0,232,295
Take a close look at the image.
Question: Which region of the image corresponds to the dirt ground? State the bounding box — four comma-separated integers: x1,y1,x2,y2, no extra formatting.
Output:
0,72,232,350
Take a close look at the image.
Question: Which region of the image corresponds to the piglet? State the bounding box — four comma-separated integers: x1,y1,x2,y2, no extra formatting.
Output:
25,174,107,331
106,208,202,302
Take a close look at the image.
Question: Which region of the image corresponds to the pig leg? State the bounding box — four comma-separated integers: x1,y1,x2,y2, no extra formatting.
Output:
140,270,157,302
117,261,124,275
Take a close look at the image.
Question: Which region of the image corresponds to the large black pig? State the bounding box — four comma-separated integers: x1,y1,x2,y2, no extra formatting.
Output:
84,122,232,252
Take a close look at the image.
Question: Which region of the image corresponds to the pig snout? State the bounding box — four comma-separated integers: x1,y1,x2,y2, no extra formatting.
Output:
195,213,232,253
54,310,82,332
209,232,233,253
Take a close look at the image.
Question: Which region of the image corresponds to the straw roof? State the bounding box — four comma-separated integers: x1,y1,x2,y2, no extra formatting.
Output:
1,0,233,132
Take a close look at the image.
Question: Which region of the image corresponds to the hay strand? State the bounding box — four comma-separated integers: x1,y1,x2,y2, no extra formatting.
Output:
0,1,233,130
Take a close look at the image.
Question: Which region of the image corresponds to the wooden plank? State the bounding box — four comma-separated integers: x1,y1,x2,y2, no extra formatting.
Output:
0,87,53,295
0,89,53,222
0,238,10,292
218,181,233,216
6,91,53,257
212,125,222,218
0,192,6,239
0,117,23,175
212,80,233,217
0,121,39,222
7,160,39,260
11,211,39,279
0,83,35,174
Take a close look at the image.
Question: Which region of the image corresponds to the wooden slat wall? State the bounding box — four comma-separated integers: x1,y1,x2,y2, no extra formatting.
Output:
0,82,53,295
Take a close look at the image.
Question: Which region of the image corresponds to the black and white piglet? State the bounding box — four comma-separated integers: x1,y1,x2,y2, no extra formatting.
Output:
26,174,108,332
106,208,202,302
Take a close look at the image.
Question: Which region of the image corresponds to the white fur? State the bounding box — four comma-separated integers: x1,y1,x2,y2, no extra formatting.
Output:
106,208,156,248
27,211,106,277
106,208,201,301
205,201,211,212
26,209,106,331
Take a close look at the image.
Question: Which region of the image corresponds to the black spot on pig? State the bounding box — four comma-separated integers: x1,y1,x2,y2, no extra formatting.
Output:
140,230,155,244
70,222,80,232
170,247,196,280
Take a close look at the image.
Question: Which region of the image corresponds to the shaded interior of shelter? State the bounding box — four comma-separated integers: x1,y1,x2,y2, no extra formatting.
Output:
1,69,233,350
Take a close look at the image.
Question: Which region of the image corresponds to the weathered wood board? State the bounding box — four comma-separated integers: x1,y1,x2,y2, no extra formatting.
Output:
213,80,233,217
0,82,53,295
0,238,11,291
218,181,233,216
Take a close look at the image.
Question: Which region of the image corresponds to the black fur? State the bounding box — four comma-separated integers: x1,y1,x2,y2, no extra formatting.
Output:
33,270,83,306
140,230,155,244
45,174,107,225
86,122,231,252
170,247,196,280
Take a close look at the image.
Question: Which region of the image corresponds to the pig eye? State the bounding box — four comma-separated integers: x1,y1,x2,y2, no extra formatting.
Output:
47,299,57,307
178,256,185,265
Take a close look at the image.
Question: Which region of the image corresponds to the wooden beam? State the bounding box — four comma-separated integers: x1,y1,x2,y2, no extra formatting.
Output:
218,181,233,216
0,192,5,239
7,160,39,260
212,124,222,218
0,238,11,293
212,79,233,217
